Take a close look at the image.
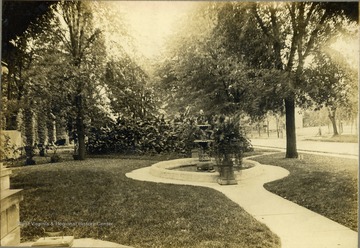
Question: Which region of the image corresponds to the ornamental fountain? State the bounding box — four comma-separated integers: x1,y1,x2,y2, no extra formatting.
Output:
193,124,215,172
142,112,257,185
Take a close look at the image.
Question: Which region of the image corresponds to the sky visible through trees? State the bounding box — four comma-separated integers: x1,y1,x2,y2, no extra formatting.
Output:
113,2,358,64
112,1,198,59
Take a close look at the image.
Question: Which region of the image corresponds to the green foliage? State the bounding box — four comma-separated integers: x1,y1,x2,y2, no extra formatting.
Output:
105,59,158,119
156,2,357,158
211,2,358,112
0,134,21,161
87,115,198,156
303,50,357,110
212,115,251,167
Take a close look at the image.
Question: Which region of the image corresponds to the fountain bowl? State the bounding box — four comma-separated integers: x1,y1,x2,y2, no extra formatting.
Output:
149,158,260,183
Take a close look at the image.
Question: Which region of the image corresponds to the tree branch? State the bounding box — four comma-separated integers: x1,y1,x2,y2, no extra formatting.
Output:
53,28,72,52
251,4,273,40
296,3,305,66
286,2,297,71
269,5,283,69
303,8,330,59
304,3,316,27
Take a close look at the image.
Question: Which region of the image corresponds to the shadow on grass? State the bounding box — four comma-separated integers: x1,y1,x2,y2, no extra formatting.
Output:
251,152,358,231
11,156,280,248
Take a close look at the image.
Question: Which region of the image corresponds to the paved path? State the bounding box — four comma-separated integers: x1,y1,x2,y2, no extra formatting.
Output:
126,157,358,248
251,138,358,159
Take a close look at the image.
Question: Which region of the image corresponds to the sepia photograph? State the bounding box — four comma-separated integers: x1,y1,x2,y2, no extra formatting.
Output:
1,1,358,247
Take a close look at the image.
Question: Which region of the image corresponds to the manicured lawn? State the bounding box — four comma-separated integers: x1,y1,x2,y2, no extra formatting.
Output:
10,156,280,248
305,134,358,143
251,152,358,231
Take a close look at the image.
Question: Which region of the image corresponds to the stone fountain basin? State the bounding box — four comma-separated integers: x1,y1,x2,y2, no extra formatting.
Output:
149,158,261,183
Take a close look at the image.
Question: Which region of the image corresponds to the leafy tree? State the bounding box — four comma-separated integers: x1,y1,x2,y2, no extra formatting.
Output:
1,1,55,130
157,2,357,158
3,0,149,161
154,3,221,117
2,19,57,164
105,57,157,119
42,0,107,160
211,2,358,157
304,47,358,135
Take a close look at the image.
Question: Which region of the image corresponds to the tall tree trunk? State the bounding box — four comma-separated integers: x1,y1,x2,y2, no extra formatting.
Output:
285,96,298,158
24,107,35,165
37,113,47,145
47,113,56,144
75,92,86,160
328,107,338,136
37,112,47,156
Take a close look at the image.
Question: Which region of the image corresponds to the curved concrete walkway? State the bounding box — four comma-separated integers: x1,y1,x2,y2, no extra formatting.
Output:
126,157,358,248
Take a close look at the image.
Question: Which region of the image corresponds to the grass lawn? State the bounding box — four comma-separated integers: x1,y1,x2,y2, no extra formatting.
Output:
251,152,358,231
5,150,75,167
10,155,280,248
305,134,358,143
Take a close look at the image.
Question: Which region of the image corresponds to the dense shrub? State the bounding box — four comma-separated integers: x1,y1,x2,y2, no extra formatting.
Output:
87,114,253,157
87,115,198,156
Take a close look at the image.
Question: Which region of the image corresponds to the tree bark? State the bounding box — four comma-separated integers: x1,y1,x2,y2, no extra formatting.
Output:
24,107,36,165
328,107,338,136
285,97,298,158
75,92,86,160
47,114,56,144
37,112,47,145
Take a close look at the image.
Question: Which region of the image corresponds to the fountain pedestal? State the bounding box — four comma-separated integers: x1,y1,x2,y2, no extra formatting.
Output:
194,124,214,171
1,163,23,246
217,166,237,185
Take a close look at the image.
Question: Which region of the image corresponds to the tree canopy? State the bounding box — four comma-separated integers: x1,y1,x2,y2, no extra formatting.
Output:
156,2,358,158
1,0,158,161
1,1,358,161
